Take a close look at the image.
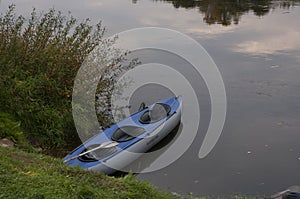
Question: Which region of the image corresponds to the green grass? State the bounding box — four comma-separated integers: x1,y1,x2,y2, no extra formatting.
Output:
0,147,176,199
0,147,256,199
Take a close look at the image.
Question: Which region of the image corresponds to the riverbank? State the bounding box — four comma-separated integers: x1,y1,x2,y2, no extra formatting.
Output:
0,146,257,199
0,146,176,199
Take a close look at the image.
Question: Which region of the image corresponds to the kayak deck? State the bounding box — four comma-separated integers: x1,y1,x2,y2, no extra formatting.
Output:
63,96,182,173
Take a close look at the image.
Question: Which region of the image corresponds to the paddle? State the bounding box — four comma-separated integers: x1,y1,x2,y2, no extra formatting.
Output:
63,141,118,163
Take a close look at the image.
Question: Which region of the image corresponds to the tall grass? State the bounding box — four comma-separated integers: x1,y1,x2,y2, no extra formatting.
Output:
0,5,129,152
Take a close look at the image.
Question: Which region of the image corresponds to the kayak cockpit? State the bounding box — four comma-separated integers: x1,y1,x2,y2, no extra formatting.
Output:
78,126,146,162
139,103,171,124
78,144,118,162
111,126,145,142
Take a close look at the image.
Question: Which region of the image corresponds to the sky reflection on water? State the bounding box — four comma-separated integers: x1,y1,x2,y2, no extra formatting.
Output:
2,0,300,56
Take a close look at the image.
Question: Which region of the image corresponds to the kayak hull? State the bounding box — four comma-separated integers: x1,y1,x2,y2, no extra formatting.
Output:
89,104,181,174
64,96,182,175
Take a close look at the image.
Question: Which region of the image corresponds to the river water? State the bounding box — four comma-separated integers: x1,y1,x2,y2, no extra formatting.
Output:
1,0,300,197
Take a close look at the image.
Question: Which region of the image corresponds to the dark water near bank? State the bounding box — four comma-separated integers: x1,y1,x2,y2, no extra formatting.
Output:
1,0,300,197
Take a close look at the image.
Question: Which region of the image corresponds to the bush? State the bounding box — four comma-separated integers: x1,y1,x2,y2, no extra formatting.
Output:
0,112,29,148
0,5,129,151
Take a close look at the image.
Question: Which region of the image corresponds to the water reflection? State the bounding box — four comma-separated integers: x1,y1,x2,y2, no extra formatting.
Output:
133,0,300,25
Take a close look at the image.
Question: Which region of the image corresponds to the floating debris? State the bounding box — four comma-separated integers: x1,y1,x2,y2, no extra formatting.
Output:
277,121,285,126
277,121,292,127
256,92,272,97
264,57,272,61
270,65,280,69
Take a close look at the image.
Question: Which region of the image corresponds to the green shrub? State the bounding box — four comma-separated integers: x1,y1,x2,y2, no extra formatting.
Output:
0,4,129,151
0,112,29,148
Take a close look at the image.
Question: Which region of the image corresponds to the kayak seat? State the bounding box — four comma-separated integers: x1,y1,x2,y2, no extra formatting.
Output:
139,103,171,124
111,126,145,142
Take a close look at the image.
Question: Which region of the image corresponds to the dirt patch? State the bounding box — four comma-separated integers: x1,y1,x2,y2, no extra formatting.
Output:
11,153,33,165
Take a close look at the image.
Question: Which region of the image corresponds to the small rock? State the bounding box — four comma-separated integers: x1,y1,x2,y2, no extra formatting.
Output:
298,157,300,161
247,151,252,154
0,138,14,147
34,147,43,152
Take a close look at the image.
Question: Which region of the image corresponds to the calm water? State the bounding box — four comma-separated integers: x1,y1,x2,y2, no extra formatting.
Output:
1,0,300,197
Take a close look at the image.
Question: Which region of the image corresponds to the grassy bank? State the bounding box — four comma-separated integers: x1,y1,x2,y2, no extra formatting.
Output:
0,146,178,199
0,146,257,199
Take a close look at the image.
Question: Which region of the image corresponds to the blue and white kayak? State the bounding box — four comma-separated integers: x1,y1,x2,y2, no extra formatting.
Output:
63,96,182,175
